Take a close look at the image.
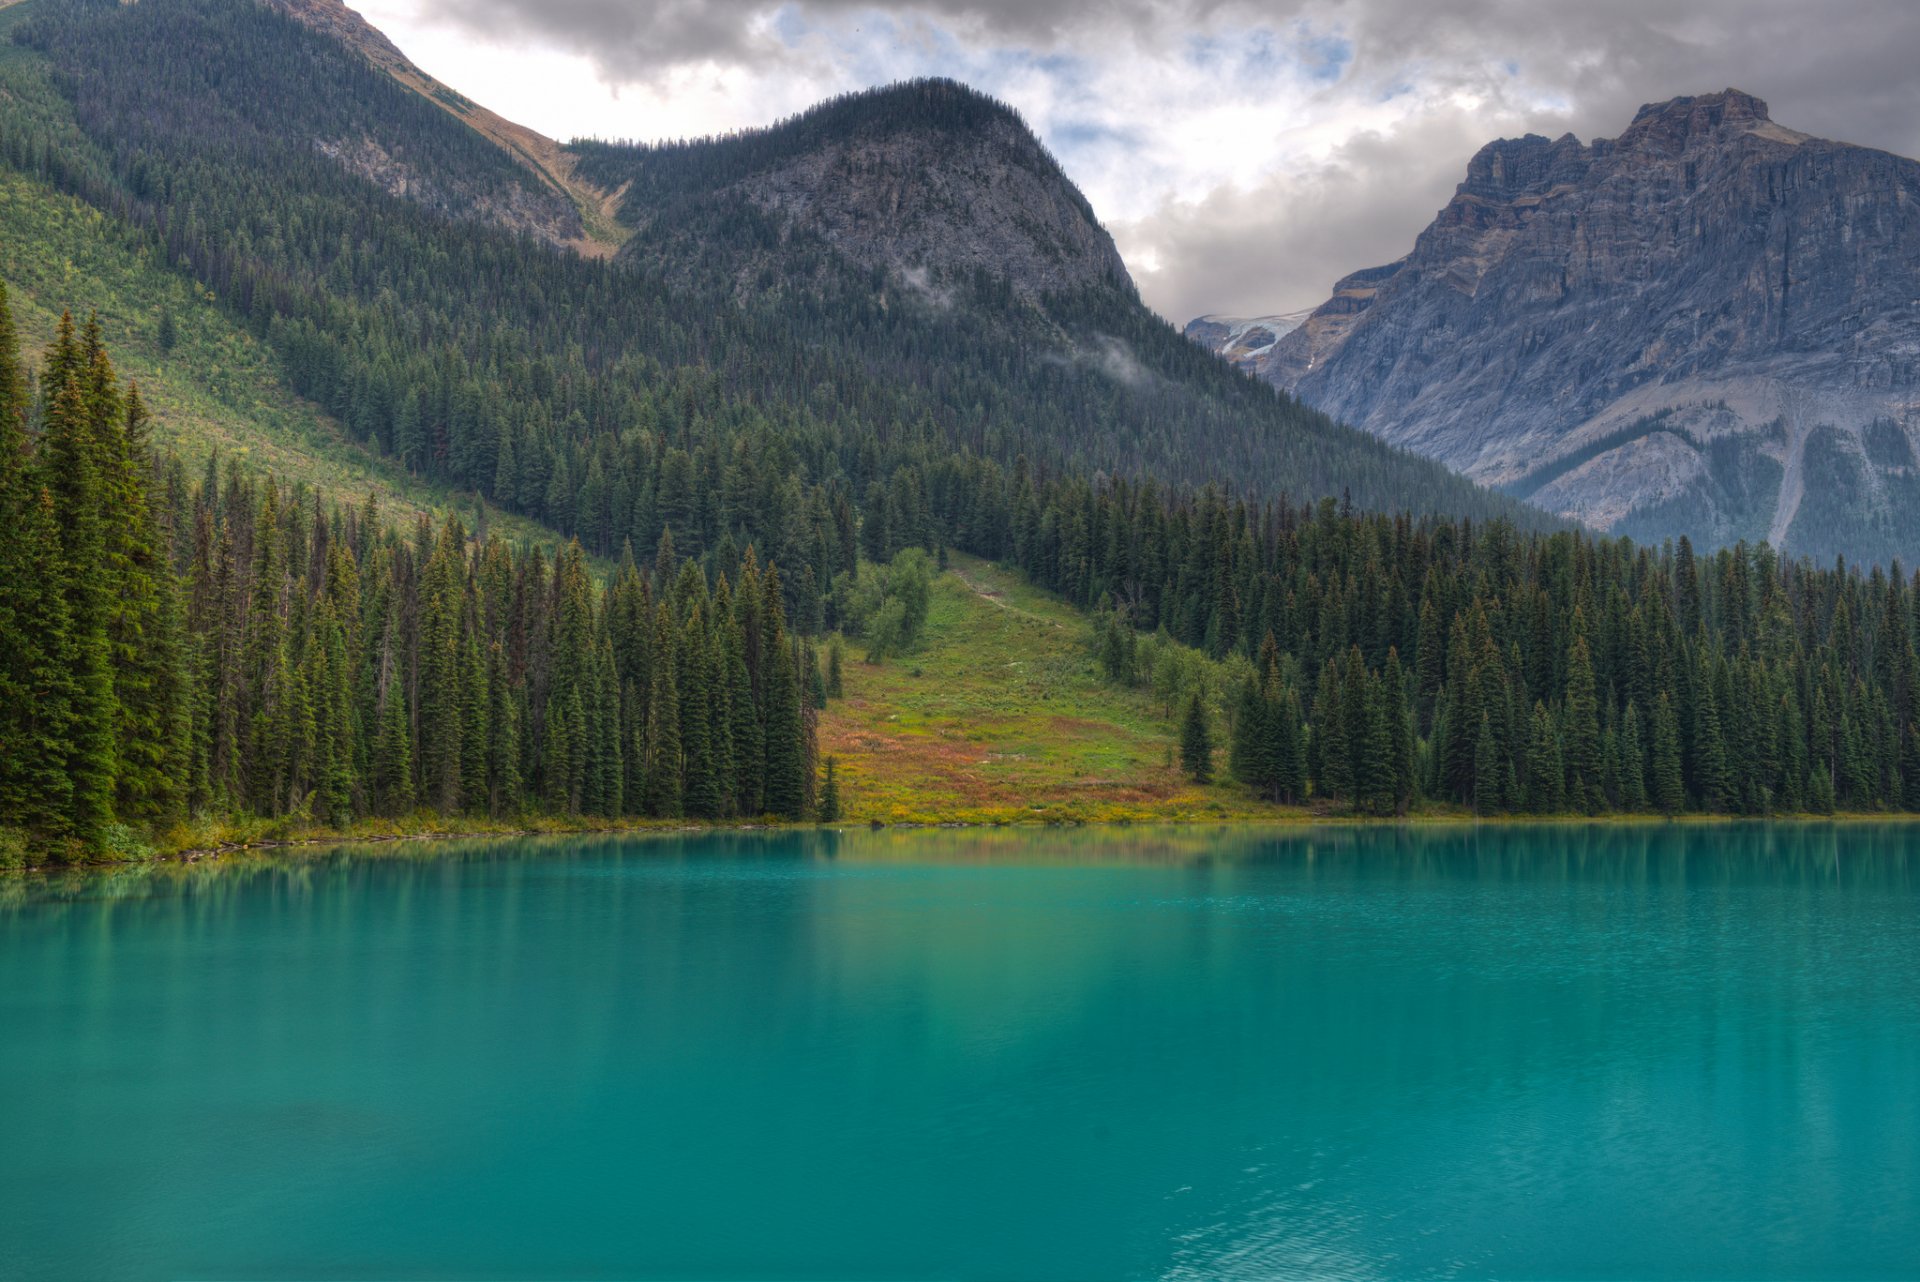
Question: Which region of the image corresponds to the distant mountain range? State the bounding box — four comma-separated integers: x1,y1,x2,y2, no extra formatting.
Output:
1188,90,1920,565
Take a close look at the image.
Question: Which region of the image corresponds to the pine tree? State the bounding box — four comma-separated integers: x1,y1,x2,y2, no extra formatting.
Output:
1275,687,1308,804
1362,672,1398,815
487,642,522,816
643,604,682,817
459,624,491,816
1807,759,1837,815
1693,676,1730,812
417,523,465,812
1473,711,1502,815
1229,675,1272,792
819,755,842,822
0,488,78,835
1618,701,1648,812
1316,659,1352,801
371,665,415,817
1651,693,1685,815
762,636,808,819
1382,649,1416,814
0,283,60,832
1563,632,1601,812
1180,691,1213,784
826,639,844,699
1526,703,1563,813
40,315,118,843
680,608,723,818
723,613,761,816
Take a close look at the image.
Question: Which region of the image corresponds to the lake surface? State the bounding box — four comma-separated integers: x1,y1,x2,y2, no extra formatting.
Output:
3,824,1918,1281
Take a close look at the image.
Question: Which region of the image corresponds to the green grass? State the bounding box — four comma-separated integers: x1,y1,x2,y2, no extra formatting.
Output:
0,168,572,547
0,17,572,547
820,553,1285,824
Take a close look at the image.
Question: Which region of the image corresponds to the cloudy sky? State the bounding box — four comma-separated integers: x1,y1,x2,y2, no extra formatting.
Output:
354,0,1920,324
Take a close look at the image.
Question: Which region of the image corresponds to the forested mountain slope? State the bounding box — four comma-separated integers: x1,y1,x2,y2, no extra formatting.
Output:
0,0,1542,563
20,0,1920,866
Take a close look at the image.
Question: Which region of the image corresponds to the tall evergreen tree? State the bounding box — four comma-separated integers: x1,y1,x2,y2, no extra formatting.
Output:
39,315,118,843
1180,691,1213,784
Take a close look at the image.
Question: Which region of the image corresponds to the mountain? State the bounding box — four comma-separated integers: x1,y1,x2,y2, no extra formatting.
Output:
261,0,628,254
1192,90,1920,566
574,80,1130,300
0,0,1539,544
11,0,1920,859
1183,311,1314,370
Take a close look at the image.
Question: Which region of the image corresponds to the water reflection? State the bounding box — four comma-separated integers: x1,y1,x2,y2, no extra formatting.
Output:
2,823,1916,1281
5,820,1915,909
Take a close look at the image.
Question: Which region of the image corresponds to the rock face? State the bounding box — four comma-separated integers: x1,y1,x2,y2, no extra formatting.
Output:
1197,90,1920,565
1183,311,1314,369
584,80,1133,303
266,0,622,255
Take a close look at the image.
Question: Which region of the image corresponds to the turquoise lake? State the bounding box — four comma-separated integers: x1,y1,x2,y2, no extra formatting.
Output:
3,824,1918,1280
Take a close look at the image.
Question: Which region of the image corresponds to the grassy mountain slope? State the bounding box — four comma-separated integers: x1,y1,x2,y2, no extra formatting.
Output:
0,168,552,544
823,554,1275,824
0,6,574,545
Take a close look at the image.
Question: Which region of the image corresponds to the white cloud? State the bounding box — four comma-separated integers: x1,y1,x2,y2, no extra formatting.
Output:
350,0,1920,325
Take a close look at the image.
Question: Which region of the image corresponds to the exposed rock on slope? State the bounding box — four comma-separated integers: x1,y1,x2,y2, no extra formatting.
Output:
1195,90,1920,565
575,80,1133,302
1183,311,1314,370
264,0,625,255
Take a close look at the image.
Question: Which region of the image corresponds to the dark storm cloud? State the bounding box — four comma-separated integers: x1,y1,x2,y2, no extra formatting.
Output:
419,0,1243,74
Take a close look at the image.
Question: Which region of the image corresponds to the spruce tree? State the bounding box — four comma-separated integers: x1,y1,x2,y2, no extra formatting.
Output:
680,608,723,818
1275,687,1308,804
1362,673,1397,815
1693,676,1731,812
1473,711,1502,815
643,604,683,817
0,488,78,835
819,755,842,823
371,669,415,817
1180,691,1213,784
1229,676,1271,792
1382,650,1415,814
1316,660,1352,801
1527,703,1563,813
1650,693,1685,815
487,642,522,816
762,636,808,819
1618,701,1648,812
1563,633,1601,812
40,316,118,844
724,613,761,816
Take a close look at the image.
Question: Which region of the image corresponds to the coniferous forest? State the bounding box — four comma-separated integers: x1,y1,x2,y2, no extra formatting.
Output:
5,0,1920,863
11,272,1920,864
0,289,819,861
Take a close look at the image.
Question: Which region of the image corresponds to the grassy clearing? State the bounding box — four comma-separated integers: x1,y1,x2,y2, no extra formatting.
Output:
0,168,568,550
819,553,1287,825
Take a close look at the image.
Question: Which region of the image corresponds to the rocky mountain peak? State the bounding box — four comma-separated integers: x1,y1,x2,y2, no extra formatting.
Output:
1190,90,1920,566
1616,88,1771,153
578,78,1134,302
1459,132,1589,198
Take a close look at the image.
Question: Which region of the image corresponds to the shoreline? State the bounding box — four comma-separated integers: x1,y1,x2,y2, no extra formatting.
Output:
8,807,1917,874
